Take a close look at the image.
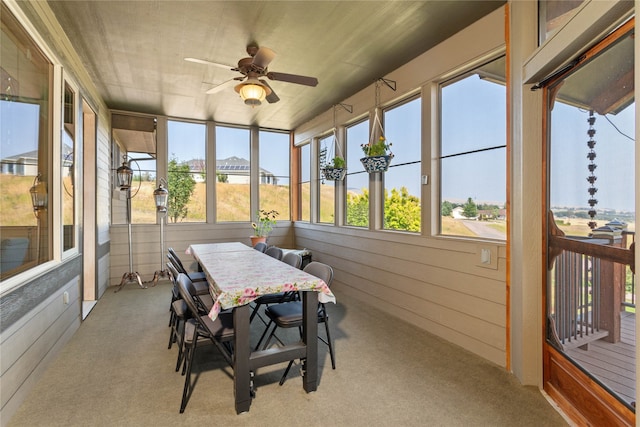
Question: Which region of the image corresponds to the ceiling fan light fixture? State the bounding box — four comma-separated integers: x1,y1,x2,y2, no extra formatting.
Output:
235,78,271,106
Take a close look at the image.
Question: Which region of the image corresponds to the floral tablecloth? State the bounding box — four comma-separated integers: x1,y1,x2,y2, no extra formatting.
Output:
189,243,336,321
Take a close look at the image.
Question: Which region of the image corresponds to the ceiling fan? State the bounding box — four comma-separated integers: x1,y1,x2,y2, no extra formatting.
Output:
185,45,319,106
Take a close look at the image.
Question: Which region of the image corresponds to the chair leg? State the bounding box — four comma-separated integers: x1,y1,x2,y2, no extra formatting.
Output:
180,335,198,413
324,318,335,369
175,323,187,373
279,360,295,386
254,320,273,351
168,313,176,349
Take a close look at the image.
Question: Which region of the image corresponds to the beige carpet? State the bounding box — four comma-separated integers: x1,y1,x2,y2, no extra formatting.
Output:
7,280,568,426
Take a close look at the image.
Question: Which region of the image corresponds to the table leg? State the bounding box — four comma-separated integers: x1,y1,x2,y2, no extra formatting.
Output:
233,304,252,413
302,291,318,392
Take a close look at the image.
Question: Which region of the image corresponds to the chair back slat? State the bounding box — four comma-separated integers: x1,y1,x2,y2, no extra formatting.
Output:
303,261,333,287
281,252,303,269
264,246,283,260
253,242,267,252
176,274,201,317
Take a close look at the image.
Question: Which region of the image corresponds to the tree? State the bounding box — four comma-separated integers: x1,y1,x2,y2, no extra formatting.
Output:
167,158,196,223
441,200,453,217
346,189,369,227
384,187,421,232
462,197,477,219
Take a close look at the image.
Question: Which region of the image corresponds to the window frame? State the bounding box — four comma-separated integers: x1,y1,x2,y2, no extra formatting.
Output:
436,54,507,241
0,1,63,292
381,95,423,233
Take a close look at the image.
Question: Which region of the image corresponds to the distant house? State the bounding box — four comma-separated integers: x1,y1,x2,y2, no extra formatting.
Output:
187,156,277,185
1,145,72,177
0,150,38,176
452,206,465,219
478,209,506,221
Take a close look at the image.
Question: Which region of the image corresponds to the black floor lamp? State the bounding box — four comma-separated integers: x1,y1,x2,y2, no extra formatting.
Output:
150,178,169,286
115,155,145,292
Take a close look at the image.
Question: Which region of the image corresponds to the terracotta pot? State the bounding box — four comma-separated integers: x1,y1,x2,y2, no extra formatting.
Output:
250,236,267,246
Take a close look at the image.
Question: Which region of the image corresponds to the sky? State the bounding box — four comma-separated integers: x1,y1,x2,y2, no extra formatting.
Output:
1,82,635,213
550,102,635,212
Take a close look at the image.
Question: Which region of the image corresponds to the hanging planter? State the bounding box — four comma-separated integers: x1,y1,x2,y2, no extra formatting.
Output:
360,129,393,173
322,166,347,181
360,79,395,174
360,154,392,173
322,154,346,181
320,105,349,181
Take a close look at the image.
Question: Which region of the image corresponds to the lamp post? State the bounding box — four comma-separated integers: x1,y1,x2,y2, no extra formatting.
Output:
115,155,145,292
150,178,169,286
30,173,47,263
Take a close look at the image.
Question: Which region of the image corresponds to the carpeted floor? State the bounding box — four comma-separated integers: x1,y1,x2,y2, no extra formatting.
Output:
7,280,568,426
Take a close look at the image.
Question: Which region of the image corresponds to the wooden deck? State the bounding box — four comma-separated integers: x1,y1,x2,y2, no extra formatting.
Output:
566,311,636,407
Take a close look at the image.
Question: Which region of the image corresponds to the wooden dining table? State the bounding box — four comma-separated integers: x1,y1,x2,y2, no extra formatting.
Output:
187,242,336,414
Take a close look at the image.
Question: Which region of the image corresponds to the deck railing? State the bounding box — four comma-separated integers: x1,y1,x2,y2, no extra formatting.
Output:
550,251,606,348
548,227,635,349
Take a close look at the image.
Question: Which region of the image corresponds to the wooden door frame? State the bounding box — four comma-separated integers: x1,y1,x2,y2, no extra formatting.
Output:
541,19,635,426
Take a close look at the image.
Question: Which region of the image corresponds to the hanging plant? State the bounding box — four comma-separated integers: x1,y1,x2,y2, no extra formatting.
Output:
322,155,346,180
320,105,349,181
360,135,393,173
360,79,395,174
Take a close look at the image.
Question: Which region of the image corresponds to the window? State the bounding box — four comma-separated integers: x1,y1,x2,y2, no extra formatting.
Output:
216,126,250,222
128,152,157,224
439,55,506,239
318,134,335,224
0,3,53,279
62,82,76,251
345,119,370,227
538,0,585,45
383,97,421,232
259,130,290,220
168,120,206,223
111,113,158,225
300,143,311,221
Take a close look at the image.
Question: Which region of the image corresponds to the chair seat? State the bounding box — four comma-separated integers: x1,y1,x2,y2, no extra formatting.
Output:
172,299,188,318
265,301,321,328
190,271,208,284
256,292,286,304
200,312,235,341
184,313,235,344
192,279,209,295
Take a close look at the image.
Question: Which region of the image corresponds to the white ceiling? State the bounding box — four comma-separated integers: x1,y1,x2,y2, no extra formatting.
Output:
46,1,504,131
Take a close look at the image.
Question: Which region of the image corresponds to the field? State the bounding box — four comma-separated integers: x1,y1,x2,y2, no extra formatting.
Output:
2,174,636,236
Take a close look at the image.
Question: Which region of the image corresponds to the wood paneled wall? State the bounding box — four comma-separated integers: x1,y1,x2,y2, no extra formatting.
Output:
108,223,295,285
294,223,507,366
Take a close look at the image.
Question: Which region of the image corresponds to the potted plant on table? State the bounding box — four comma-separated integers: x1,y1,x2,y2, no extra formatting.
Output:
321,155,347,181
250,209,279,246
360,136,393,173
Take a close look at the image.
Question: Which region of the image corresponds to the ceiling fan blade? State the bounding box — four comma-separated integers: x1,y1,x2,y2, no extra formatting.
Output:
260,80,280,103
205,79,236,94
184,57,234,71
252,47,276,69
267,71,318,87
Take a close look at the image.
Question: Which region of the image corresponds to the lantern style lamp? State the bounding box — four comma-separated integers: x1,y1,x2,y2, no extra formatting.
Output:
30,173,47,263
154,179,169,212
115,155,145,292
151,178,169,286
30,173,47,218
116,155,133,190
